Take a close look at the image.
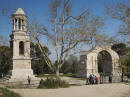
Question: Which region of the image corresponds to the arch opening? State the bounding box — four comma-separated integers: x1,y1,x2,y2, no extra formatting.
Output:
19,41,24,55
97,50,112,76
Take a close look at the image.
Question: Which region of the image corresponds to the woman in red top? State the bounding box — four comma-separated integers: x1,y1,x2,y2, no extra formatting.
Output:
95,76,98,84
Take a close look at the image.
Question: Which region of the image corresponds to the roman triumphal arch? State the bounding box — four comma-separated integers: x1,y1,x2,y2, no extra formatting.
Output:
77,46,122,82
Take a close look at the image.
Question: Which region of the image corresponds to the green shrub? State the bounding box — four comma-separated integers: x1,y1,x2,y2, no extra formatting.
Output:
36,74,55,78
0,88,21,97
38,77,69,89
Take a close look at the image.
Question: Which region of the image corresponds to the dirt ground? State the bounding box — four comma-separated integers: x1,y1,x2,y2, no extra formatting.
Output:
122,91,130,97
12,83,130,97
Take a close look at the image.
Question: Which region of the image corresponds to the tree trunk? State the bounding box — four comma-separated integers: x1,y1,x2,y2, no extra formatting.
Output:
55,69,60,80
122,68,124,82
55,63,60,80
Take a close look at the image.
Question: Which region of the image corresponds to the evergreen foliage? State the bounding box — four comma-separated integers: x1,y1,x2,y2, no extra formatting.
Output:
60,55,79,74
31,42,52,74
0,46,10,77
112,43,130,77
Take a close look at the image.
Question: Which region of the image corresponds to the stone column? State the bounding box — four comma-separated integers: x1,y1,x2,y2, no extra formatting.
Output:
112,58,115,75
13,40,18,58
92,56,94,74
95,56,98,73
15,19,17,30
24,19,26,31
13,19,15,30
18,18,20,30
94,57,96,74
95,54,100,77
16,18,18,30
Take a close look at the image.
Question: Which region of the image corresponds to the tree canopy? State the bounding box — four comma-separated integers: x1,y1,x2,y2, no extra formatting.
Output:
0,46,10,77
31,42,51,74
112,43,130,77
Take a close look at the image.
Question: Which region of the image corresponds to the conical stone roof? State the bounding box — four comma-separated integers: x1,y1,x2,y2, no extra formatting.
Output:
14,8,25,15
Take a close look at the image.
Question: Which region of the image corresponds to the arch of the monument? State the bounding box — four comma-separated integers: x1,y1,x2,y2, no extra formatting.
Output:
97,50,112,76
77,46,122,82
86,46,121,77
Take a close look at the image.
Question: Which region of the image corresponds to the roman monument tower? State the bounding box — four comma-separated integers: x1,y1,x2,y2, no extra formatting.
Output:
9,8,36,83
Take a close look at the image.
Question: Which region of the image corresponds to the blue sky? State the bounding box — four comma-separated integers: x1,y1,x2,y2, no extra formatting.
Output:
0,0,130,61
0,0,130,40
0,0,129,48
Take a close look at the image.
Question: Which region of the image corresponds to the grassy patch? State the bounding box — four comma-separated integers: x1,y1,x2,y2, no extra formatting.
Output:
0,87,21,97
36,73,77,78
61,73,86,80
60,73,76,77
38,77,69,89
36,74,55,78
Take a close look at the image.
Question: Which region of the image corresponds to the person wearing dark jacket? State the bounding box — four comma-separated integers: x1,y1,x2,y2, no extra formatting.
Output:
109,75,112,83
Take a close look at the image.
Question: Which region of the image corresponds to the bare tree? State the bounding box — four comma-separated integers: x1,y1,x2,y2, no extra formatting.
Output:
106,2,130,44
0,0,106,79
27,0,105,79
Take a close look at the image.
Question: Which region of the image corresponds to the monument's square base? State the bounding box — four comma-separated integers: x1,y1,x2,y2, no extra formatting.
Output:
6,69,40,88
9,69,36,81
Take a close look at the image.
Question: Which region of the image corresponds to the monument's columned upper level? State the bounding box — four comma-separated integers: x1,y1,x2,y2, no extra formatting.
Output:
12,8,27,32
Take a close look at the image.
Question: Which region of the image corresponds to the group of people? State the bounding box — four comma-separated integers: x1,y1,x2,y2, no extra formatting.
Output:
88,74,98,85
86,74,113,85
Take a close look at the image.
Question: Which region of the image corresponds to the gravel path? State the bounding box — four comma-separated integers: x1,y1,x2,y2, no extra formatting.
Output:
12,83,130,97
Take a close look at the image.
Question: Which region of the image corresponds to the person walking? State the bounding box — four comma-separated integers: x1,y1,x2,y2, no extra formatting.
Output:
109,75,112,83
89,74,92,84
92,75,95,84
27,76,31,85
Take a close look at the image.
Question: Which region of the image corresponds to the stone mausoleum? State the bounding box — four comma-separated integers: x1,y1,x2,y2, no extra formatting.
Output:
77,46,122,82
8,8,38,83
